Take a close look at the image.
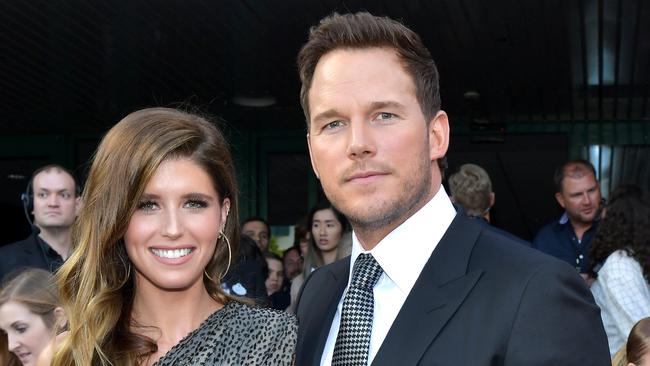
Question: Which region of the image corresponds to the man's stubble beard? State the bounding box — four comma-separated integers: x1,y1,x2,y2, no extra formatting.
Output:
326,144,434,235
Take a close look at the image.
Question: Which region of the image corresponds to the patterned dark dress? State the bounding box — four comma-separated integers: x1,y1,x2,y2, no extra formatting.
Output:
154,301,296,365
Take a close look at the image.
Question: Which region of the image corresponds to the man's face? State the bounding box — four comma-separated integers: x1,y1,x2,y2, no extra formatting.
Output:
31,170,78,230
307,48,448,241
555,173,601,225
283,249,302,280
242,220,269,252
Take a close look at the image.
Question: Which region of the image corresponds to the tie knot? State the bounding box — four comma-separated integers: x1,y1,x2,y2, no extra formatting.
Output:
351,253,383,290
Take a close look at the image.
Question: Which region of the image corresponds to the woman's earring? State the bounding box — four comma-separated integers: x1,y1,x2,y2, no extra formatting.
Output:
218,230,232,280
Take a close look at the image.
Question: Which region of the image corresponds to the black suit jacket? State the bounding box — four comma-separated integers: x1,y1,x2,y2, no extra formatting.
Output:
296,215,610,365
0,232,58,283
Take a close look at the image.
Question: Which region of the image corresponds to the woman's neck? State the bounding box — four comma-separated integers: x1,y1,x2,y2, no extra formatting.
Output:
321,249,338,265
131,277,223,364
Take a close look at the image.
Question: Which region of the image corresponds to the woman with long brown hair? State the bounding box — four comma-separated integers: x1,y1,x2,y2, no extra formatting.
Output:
46,108,296,365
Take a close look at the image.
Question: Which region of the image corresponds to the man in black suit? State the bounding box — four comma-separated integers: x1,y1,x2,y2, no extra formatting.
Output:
0,164,80,282
295,12,609,365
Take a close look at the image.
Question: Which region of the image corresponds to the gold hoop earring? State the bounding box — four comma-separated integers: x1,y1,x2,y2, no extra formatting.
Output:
204,268,217,283
218,230,232,280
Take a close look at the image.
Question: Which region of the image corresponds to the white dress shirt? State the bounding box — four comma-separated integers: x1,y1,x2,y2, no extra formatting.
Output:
591,249,650,356
320,186,457,365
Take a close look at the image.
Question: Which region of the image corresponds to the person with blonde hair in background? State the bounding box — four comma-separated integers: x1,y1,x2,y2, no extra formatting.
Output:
448,163,494,221
0,268,65,366
42,108,296,365
448,163,524,243
611,317,650,366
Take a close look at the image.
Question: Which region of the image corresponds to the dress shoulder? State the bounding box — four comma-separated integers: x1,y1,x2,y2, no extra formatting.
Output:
155,301,296,365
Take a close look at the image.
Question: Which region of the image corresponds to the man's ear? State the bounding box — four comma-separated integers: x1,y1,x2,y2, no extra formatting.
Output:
74,196,82,216
489,192,495,208
555,192,566,209
428,110,450,161
307,133,320,180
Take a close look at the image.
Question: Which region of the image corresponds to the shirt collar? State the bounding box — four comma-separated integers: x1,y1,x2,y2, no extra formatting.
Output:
34,233,62,259
557,211,600,227
349,186,457,295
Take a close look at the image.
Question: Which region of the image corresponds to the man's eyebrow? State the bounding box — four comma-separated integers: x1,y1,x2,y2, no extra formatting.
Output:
311,109,341,125
311,101,406,126
369,100,406,111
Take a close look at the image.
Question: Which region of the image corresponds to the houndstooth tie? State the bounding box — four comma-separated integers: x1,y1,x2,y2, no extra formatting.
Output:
332,253,383,366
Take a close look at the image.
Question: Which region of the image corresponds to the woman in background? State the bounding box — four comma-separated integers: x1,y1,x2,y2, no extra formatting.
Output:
288,201,351,313
590,185,650,357
46,108,296,365
0,269,64,366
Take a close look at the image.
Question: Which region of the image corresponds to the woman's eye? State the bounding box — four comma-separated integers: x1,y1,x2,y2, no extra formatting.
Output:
185,200,208,209
15,325,28,334
137,201,158,211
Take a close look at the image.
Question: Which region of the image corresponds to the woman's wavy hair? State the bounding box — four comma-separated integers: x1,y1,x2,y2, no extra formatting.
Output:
589,185,650,281
303,201,350,273
0,269,61,366
52,108,240,365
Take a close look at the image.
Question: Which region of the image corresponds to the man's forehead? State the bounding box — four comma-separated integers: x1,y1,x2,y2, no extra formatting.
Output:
308,47,415,117
33,169,75,188
562,174,599,191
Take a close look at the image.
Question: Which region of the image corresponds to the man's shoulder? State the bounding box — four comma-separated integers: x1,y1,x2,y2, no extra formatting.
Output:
537,218,562,234
531,218,563,247
0,234,46,282
0,235,36,255
297,257,350,312
303,257,350,287
472,224,566,273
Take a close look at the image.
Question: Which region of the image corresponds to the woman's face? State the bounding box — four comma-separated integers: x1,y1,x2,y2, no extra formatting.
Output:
265,258,284,295
630,341,650,366
311,208,343,254
124,158,230,293
0,301,52,366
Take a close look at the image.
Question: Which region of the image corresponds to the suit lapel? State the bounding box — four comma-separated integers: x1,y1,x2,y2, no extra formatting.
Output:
372,216,484,366
298,258,350,366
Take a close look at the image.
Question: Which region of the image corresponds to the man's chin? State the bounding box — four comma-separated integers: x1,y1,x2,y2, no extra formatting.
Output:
35,221,68,229
571,214,597,225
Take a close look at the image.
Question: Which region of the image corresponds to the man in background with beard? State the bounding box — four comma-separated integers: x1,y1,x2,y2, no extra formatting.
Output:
533,159,602,285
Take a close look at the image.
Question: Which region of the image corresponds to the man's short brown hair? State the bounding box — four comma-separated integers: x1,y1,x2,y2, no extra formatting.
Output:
297,11,445,171
554,159,597,193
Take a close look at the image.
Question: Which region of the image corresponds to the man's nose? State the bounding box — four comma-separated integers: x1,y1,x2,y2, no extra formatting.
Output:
47,194,60,206
346,120,376,159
